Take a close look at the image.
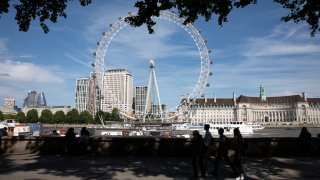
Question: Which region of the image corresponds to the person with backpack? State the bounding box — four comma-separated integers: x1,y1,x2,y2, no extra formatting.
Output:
191,130,206,179
234,128,245,180
212,128,238,177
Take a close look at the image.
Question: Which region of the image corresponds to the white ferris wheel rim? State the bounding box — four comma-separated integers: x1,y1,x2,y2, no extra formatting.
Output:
94,10,212,119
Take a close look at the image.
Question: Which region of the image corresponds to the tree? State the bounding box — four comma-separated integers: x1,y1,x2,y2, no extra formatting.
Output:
111,108,121,122
26,109,39,123
40,109,53,124
95,110,105,124
66,108,80,124
0,0,319,36
53,110,66,124
79,110,94,124
126,0,320,36
15,111,26,123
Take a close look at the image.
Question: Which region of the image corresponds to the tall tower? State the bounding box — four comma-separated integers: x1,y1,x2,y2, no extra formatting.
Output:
143,60,163,122
101,69,133,115
75,78,90,113
37,92,47,106
260,84,266,101
135,86,151,119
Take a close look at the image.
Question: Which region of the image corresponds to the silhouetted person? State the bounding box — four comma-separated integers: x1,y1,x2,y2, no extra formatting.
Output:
212,128,238,177
65,128,76,155
0,127,8,136
78,127,90,155
234,128,245,180
191,130,206,179
203,124,213,171
298,127,312,156
0,127,8,147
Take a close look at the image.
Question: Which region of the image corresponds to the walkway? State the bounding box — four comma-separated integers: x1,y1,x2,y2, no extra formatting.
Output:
0,154,319,179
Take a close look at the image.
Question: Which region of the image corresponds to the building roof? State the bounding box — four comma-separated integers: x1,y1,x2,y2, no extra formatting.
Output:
307,98,320,105
237,95,305,104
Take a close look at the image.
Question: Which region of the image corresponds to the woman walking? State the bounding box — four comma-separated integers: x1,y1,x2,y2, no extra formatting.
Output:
234,128,245,180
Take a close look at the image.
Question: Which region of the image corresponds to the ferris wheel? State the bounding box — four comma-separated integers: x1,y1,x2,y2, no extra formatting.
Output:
92,11,212,122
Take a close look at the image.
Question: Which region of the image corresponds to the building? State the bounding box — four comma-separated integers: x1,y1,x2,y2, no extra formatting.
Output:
101,69,133,114
0,98,18,115
22,106,72,116
134,86,150,118
4,98,15,109
184,85,320,125
23,90,47,107
75,78,90,113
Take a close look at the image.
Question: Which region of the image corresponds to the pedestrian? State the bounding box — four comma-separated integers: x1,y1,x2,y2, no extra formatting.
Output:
212,128,238,177
65,127,76,155
234,128,245,180
78,127,90,155
298,127,312,156
191,130,206,179
203,124,213,171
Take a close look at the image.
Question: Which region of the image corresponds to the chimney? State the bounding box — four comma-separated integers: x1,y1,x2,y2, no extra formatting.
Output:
214,94,216,103
204,94,207,104
233,92,236,105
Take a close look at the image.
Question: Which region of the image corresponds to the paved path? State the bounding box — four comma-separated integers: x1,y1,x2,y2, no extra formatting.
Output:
0,154,319,179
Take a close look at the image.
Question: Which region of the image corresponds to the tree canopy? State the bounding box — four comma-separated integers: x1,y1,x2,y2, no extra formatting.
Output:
53,110,65,123
40,109,53,123
26,109,39,123
0,0,319,36
15,111,26,123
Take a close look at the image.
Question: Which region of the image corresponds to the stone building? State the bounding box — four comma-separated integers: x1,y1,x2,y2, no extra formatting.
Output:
186,85,320,125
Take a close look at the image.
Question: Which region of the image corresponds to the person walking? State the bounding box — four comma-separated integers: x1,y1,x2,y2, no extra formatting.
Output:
191,130,206,179
234,128,245,180
203,124,213,171
212,128,238,177
298,126,312,156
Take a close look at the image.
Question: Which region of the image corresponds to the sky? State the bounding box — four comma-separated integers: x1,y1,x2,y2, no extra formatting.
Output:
0,1,319,111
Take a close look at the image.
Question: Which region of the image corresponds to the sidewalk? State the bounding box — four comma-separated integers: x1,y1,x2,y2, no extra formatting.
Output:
0,154,319,179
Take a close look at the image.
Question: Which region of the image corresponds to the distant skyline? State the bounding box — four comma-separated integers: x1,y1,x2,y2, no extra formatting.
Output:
0,1,320,110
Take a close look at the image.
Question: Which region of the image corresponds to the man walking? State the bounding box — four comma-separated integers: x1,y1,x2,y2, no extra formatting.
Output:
212,128,238,177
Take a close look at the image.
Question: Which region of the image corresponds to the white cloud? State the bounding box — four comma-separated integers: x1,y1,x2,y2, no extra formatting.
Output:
242,24,320,57
0,60,63,83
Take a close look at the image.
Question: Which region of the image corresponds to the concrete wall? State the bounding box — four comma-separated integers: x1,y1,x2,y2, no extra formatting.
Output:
1,137,319,157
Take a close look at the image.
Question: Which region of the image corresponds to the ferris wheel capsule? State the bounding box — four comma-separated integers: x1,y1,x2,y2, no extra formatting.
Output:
209,60,213,64
118,17,122,20
204,39,208,43
198,29,201,34
93,52,96,56
208,49,211,53
91,63,95,67
206,83,210,87
102,32,107,36
110,24,113,27
97,41,100,45
128,12,132,15
209,72,212,76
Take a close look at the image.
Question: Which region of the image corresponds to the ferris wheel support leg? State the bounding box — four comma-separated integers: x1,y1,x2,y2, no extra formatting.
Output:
152,69,164,122
143,69,153,123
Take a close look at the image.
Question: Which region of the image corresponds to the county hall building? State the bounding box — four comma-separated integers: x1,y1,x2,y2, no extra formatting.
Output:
185,85,320,125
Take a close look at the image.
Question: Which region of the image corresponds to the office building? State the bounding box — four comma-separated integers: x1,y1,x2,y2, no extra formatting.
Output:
101,69,133,114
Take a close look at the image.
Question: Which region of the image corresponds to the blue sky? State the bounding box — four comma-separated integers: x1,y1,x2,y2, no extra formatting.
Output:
0,1,319,110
